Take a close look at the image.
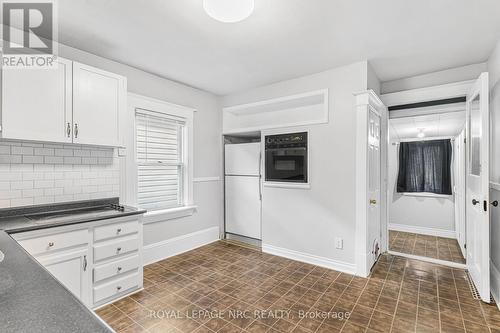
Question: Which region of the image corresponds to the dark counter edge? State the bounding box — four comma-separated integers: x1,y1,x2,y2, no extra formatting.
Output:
0,197,147,233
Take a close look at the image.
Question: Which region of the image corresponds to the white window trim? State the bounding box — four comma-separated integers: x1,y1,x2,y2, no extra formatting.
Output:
123,93,196,223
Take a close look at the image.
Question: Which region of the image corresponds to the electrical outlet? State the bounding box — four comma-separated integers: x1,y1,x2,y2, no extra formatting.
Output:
335,237,343,249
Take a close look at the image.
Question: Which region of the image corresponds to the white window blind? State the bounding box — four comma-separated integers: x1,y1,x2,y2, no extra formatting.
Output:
136,108,185,211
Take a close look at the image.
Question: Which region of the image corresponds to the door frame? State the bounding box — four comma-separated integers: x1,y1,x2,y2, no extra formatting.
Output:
380,80,474,267
354,90,388,277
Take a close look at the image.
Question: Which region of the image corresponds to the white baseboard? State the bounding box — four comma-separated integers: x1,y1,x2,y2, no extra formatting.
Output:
143,226,220,265
262,244,356,275
491,261,500,310
389,223,456,239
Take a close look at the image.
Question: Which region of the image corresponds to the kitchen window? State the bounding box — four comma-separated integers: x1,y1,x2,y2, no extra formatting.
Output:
129,94,195,220
136,109,186,210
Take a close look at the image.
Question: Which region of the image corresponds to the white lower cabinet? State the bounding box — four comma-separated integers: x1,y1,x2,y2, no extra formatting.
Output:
38,247,90,306
12,215,143,309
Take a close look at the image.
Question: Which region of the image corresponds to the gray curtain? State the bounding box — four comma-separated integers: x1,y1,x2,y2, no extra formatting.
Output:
397,139,452,195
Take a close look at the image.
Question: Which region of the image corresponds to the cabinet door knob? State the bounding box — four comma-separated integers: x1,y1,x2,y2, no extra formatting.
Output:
369,199,377,205
117,228,122,233
116,286,122,291
116,247,122,252
117,266,122,272
48,242,54,247
491,200,499,207
472,199,480,205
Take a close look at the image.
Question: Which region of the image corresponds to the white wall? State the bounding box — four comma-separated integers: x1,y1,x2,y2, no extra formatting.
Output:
487,39,500,305
16,44,223,247
388,142,456,237
222,62,368,271
381,63,487,94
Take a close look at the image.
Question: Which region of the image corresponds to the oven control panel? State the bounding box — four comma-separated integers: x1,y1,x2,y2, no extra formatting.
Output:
265,132,307,149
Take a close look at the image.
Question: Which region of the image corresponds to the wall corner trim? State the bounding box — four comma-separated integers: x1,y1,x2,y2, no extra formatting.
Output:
143,226,220,265
262,244,356,275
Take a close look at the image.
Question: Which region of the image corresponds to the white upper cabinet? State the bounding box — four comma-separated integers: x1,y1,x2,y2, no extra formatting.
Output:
2,57,73,143
1,57,126,146
72,62,126,146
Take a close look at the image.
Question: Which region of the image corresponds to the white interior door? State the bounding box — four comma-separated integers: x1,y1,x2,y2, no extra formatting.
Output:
465,73,490,302
368,107,381,268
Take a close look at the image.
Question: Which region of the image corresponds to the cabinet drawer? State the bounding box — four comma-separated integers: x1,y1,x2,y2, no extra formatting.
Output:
93,254,140,283
93,236,139,262
93,272,139,304
17,229,88,256
94,219,139,242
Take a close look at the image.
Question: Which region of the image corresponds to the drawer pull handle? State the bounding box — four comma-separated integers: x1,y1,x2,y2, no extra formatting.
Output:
117,247,122,252
117,266,122,272
48,242,54,247
116,286,122,291
117,228,122,234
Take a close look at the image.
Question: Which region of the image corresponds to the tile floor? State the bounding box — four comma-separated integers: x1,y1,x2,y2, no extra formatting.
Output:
96,241,500,333
389,231,466,264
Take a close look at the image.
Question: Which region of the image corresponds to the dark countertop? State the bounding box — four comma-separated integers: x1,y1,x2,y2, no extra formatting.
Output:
0,197,146,234
0,198,146,333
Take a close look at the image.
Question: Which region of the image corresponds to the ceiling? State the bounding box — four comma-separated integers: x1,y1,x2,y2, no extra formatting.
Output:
390,112,466,141
33,1,500,94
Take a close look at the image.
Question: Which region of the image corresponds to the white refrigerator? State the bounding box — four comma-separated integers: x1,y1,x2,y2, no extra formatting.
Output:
224,142,262,240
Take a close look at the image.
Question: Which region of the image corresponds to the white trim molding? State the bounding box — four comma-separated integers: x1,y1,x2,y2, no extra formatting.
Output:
143,226,219,265
353,90,388,277
262,244,356,275
193,176,221,183
491,261,500,311
143,205,197,225
380,80,474,107
389,223,456,239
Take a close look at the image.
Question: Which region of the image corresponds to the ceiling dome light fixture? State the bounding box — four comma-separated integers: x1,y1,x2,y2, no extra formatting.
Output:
203,0,254,23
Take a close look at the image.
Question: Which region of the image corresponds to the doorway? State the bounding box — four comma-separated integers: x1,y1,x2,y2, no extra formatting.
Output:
387,107,467,266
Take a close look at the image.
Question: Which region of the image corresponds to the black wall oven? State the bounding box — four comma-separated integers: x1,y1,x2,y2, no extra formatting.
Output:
265,132,308,183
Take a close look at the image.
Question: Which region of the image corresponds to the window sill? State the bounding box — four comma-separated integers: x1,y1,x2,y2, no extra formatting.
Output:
142,205,197,224
263,182,311,190
400,192,452,199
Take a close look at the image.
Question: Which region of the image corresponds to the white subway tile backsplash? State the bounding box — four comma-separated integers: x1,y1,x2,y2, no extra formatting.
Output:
55,148,73,157
11,197,34,206
23,155,44,164
34,180,54,189
0,140,118,208
44,156,64,164
44,188,64,196
34,148,55,156
12,146,34,155
11,181,34,190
